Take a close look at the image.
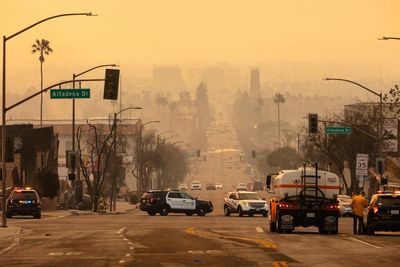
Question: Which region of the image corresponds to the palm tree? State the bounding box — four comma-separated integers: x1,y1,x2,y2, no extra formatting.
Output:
273,93,285,146
32,39,54,126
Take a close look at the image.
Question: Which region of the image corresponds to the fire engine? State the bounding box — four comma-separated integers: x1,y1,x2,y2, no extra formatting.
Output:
266,164,340,234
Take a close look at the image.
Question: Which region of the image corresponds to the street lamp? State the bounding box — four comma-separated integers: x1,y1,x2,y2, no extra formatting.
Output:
71,64,118,181
138,120,161,190
1,12,95,228
108,106,141,211
323,77,383,158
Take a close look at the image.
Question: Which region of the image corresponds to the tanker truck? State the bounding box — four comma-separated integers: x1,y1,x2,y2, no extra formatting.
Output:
266,164,340,234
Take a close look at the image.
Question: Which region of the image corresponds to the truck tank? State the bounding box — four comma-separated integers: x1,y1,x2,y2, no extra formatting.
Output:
273,169,340,200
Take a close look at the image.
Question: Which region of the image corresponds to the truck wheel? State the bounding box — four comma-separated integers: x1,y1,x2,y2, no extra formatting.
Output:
248,212,254,217
270,221,277,232
147,211,157,216
185,212,194,216
224,206,231,216
159,205,170,216
6,212,12,219
238,206,244,217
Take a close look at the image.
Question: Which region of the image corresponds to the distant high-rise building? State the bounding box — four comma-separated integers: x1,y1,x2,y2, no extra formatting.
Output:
250,69,260,98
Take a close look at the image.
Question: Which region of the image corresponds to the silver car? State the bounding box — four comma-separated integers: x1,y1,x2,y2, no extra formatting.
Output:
338,195,353,216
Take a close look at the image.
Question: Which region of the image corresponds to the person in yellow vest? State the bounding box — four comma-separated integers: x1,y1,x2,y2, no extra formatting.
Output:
351,191,368,234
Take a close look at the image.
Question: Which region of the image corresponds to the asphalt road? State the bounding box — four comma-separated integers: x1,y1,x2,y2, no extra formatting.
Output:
1,110,399,266
1,203,400,267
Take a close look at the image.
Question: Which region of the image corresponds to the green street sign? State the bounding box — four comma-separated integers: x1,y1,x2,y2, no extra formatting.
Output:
325,127,352,134
50,89,90,99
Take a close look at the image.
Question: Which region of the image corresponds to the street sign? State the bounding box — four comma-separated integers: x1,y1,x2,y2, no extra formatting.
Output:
50,89,90,99
325,127,352,134
356,153,368,176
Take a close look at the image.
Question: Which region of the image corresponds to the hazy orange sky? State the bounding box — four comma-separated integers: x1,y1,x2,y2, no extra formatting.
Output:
2,0,400,66
1,1,400,119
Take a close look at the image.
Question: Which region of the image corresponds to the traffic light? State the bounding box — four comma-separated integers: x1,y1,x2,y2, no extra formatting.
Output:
67,150,77,169
103,69,120,100
252,150,256,158
376,158,384,176
308,113,318,133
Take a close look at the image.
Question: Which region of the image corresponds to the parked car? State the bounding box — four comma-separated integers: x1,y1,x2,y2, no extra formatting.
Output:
337,195,353,216
6,187,41,219
224,191,268,217
191,181,202,190
206,183,217,190
363,191,400,235
236,183,247,191
140,190,213,216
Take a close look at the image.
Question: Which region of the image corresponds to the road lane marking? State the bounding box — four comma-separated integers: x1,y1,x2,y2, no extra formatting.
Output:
130,247,134,250
185,227,276,249
256,227,264,233
48,252,64,256
65,252,83,256
119,260,126,264
273,261,289,267
125,253,131,257
188,250,204,254
349,237,381,249
117,227,127,235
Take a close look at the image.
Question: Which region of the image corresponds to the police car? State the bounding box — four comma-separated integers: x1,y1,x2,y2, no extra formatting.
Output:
6,187,41,219
140,190,213,216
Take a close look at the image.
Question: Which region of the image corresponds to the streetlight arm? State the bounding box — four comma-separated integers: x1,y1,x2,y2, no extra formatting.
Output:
6,78,104,112
163,135,179,141
74,64,118,78
380,36,400,40
115,107,142,117
324,77,381,98
6,13,95,41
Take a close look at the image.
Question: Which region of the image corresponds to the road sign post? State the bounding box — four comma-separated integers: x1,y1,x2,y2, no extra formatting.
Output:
50,88,90,99
325,127,352,134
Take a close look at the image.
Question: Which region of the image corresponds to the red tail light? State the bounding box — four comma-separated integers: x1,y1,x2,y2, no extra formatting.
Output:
279,202,298,209
326,204,339,210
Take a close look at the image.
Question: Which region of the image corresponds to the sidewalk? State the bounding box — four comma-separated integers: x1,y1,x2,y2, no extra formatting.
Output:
68,200,138,216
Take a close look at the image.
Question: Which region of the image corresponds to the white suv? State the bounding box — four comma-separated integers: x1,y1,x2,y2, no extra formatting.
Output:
191,181,202,190
224,191,268,217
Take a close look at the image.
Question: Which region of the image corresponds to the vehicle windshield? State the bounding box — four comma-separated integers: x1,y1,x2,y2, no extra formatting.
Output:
12,191,37,199
378,196,400,206
238,193,260,200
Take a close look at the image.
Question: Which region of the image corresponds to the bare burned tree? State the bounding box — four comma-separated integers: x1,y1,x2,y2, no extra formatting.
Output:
76,121,117,212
